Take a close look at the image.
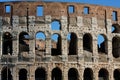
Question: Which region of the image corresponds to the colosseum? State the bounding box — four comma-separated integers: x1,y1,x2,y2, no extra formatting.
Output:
0,0,120,80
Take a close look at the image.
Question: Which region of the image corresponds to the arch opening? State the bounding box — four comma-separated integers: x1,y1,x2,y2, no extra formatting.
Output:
1,67,13,80
35,68,46,80
52,67,62,80
51,20,61,30
35,32,46,52
3,32,13,55
67,33,77,55
68,68,79,80
51,34,61,56
98,68,109,80
114,69,120,80
83,68,93,80
83,33,92,52
111,24,120,33
19,32,29,53
19,69,27,80
112,37,120,58
97,34,108,54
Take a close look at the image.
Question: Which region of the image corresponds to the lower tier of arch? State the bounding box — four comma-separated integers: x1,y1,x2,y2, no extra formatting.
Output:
0,62,119,80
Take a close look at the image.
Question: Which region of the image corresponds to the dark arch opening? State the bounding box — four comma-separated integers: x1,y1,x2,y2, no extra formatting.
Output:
1,67,13,80
68,68,79,80
3,32,13,55
114,69,120,80
35,32,46,52
83,33,92,52
112,37,120,58
52,67,62,80
19,32,29,53
51,20,61,30
35,68,46,80
97,34,108,54
19,69,27,80
51,34,61,56
67,33,77,55
84,68,93,80
98,68,109,80
112,24,120,33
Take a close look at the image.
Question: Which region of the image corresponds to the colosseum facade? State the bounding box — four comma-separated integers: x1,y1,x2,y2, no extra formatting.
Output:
0,1,120,80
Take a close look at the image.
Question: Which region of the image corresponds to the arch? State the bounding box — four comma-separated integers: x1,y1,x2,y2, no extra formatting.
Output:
112,24,120,33
67,33,78,55
35,32,46,52
112,36,120,58
98,68,109,80
83,68,93,80
19,69,27,80
3,32,13,55
1,66,13,80
83,33,92,52
68,68,79,80
51,20,61,30
114,69,120,80
51,33,62,56
97,34,108,54
52,67,62,80
35,67,46,80
19,32,29,53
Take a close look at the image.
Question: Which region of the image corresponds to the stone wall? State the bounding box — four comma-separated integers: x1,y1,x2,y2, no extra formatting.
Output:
0,1,120,80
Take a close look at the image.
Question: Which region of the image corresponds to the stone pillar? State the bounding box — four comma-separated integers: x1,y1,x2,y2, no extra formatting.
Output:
29,38,35,61
16,68,19,80
107,39,113,62
29,66,35,80
12,16,19,57
63,63,68,80
93,69,98,80
12,67,17,80
109,68,114,80
45,31,51,61
12,32,18,56
28,16,36,61
0,69,1,80
106,19,112,34
78,36,84,62
92,17,99,63
45,15,51,61
61,38,68,61
0,32,2,56
77,16,84,62
0,17,3,56
61,16,68,61
79,68,84,80
92,36,98,63
47,65,51,80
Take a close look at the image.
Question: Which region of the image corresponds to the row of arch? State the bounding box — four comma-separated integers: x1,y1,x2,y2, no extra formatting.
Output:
3,32,120,58
1,66,120,80
2,31,120,58
45,20,120,34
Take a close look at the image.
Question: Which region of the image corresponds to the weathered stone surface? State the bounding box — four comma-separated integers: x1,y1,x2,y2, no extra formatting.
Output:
0,1,120,80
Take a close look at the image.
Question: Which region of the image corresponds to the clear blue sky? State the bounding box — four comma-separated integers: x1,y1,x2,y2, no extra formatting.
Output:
0,0,120,8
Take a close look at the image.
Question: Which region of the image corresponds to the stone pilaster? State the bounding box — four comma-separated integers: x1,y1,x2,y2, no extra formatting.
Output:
92,36,98,63
0,17,2,56
12,67,17,80
106,19,112,34
61,16,68,61
78,35,84,62
93,69,98,80
63,68,68,80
